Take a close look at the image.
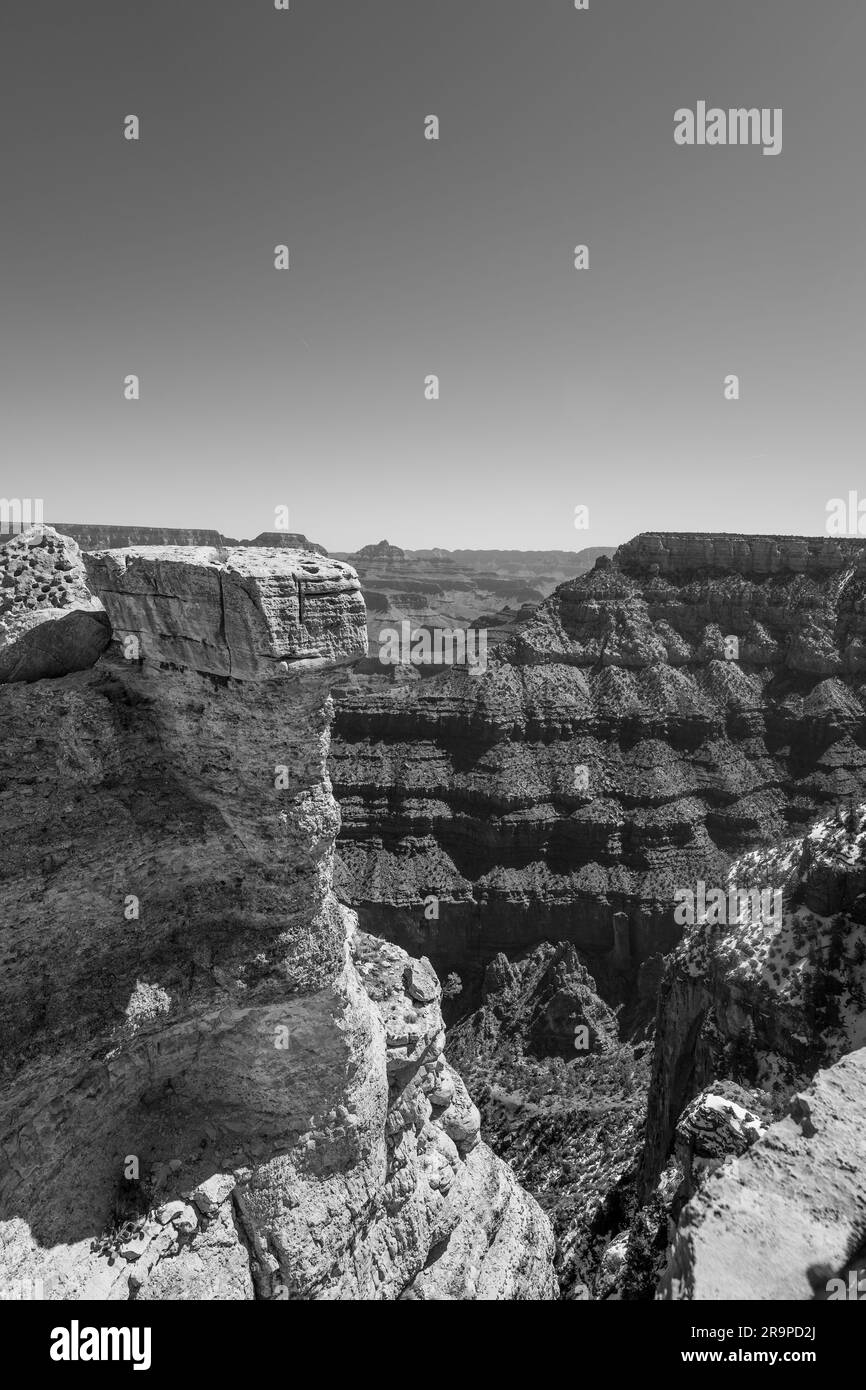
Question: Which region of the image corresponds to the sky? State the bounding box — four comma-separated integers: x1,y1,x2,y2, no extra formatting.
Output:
2,0,866,551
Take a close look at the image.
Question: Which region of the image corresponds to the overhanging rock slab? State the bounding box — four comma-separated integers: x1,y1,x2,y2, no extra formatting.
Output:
85,545,368,679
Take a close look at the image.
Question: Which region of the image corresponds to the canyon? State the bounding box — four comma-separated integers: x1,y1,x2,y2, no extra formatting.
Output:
3,524,866,1302
333,532,866,989
333,539,614,658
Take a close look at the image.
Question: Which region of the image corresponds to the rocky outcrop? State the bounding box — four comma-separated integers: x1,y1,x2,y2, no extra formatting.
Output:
332,532,866,984
674,1084,765,1168
639,808,866,1199
472,943,620,1058
0,544,554,1301
0,526,109,683
658,1047,866,1300
446,942,646,1296
85,546,366,679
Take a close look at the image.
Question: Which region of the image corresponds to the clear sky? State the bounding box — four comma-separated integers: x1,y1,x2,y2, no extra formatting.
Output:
2,1,865,551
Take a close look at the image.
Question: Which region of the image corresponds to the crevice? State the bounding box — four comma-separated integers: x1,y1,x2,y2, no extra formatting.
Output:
230,1190,265,1300
296,574,305,627
217,569,232,677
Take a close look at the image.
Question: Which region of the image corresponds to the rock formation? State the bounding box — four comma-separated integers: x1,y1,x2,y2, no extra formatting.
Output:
640,805,866,1197
51,524,328,555
332,532,866,985
0,526,109,684
350,540,407,561
674,1084,765,1171
86,546,367,678
658,1047,866,1300
446,942,645,1295
332,542,613,662
241,532,328,554
0,542,554,1301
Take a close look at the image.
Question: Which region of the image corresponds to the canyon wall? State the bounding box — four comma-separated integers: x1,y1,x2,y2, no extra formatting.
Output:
640,806,866,1201
332,541,615,657
0,537,554,1301
332,532,866,986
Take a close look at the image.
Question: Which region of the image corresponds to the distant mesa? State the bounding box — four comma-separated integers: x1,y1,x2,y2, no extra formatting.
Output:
240,531,328,555
350,539,406,561
50,524,328,556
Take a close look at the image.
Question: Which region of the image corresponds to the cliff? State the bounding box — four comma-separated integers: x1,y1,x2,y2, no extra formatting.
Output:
658,1047,866,1300
640,805,866,1200
0,542,554,1300
332,531,866,986
331,543,613,660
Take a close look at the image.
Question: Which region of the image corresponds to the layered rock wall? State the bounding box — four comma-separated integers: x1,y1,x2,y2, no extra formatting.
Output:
0,544,554,1301
332,533,866,983
86,546,366,678
639,807,866,1199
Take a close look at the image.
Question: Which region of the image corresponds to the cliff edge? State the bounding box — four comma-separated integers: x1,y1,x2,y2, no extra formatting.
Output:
0,542,554,1300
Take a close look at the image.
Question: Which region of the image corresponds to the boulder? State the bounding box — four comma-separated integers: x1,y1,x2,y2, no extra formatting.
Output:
403,957,440,1005
85,545,367,679
675,1085,765,1163
191,1175,236,1216
659,1048,866,1299
0,526,108,683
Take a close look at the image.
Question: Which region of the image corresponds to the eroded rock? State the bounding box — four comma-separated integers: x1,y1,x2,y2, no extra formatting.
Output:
0,526,109,683
659,1048,866,1300
0,546,553,1301
85,544,367,679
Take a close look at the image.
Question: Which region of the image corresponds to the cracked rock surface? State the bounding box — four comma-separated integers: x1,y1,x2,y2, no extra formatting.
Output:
85,545,367,679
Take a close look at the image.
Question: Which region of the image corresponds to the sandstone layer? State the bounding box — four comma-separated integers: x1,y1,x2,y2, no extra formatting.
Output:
85,546,367,679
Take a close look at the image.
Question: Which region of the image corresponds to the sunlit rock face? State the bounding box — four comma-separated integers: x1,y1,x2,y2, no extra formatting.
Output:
85,546,367,679
640,805,866,1203
0,525,109,683
0,543,554,1302
331,532,866,984
659,1047,866,1301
